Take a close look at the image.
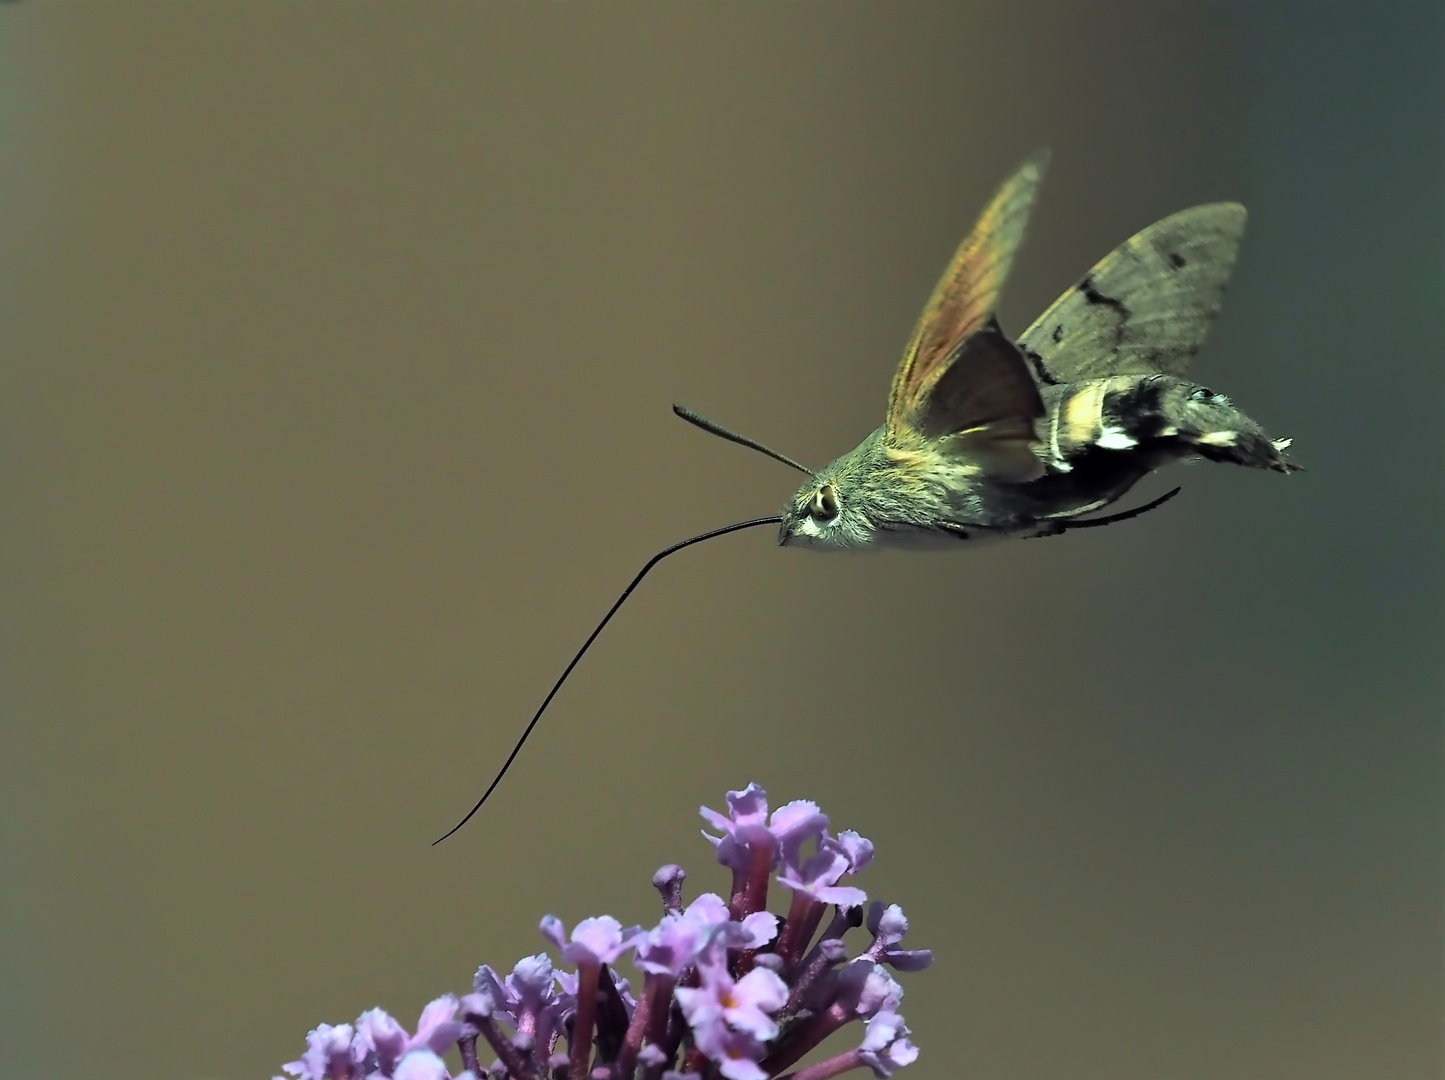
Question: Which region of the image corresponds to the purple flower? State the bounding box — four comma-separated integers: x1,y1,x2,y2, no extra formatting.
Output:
776,834,867,909
864,903,933,973
677,891,731,935
834,830,875,874
687,892,779,952
540,914,643,967
676,964,789,1043
858,1011,919,1078
700,784,769,862
280,1005,465,1080
554,968,579,999
283,1023,355,1080
700,786,828,874
806,959,905,1023
637,893,779,980
473,953,574,1043
856,963,905,1019
391,1050,451,1080
276,782,926,1080
409,996,465,1055
352,1009,408,1075
768,800,832,855
734,910,780,949
634,907,711,977
690,1021,772,1080
474,953,554,1018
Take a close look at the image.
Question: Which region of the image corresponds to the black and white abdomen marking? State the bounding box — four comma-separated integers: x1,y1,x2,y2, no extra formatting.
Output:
1043,374,1296,475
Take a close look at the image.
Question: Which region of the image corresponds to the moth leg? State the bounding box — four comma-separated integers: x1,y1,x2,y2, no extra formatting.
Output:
1056,486,1182,530
1022,520,1068,540
1022,486,1182,540
935,521,977,541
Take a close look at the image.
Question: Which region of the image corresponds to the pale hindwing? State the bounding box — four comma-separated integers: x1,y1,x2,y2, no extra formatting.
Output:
886,150,1050,437
1016,203,1246,382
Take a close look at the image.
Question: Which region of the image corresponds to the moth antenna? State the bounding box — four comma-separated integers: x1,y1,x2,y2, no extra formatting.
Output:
433,515,784,845
673,404,815,477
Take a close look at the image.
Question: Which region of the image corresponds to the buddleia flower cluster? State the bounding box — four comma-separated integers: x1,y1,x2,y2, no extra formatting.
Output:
278,783,930,1080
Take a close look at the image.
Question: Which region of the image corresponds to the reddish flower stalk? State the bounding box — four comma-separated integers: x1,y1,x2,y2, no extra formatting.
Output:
569,962,601,1080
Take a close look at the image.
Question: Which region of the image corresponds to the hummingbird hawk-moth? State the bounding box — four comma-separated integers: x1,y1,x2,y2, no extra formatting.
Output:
436,149,1296,842
679,148,1295,549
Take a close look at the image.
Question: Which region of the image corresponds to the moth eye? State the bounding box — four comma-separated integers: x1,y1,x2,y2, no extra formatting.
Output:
810,484,839,521
1191,386,1216,402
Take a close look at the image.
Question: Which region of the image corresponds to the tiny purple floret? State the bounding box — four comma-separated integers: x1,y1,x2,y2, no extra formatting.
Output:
864,903,933,973
541,914,643,967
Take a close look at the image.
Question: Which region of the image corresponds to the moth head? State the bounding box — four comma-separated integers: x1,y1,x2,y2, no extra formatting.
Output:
778,469,881,549
779,479,837,546
669,405,875,549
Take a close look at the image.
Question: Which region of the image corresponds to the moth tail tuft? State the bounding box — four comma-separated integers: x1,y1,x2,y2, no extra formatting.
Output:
1187,425,1298,472
1143,381,1298,474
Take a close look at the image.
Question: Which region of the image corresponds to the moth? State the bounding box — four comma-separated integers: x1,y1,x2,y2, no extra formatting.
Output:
678,149,1296,549
436,150,1295,842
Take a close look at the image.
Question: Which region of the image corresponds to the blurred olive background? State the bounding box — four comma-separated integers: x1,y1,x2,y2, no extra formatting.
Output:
0,3,1440,1079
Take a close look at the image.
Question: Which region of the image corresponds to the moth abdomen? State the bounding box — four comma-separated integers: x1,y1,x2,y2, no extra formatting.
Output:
1151,379,1297,473
1048,374,1297,474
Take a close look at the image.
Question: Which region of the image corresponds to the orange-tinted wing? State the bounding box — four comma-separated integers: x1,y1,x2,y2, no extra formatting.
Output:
886,149,1049,438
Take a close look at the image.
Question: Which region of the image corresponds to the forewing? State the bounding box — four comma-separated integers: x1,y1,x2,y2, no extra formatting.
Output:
1016,203,1246,383
887,150,1049,437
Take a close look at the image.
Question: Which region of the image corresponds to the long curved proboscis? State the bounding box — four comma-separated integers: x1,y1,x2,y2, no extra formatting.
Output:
433,515,783,844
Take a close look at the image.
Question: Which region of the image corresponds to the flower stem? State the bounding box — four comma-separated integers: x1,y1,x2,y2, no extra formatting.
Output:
648,975,676,1046
774,1049,864,1080
652,865,686,915
469,1010,536,1080
745,843,774,916
616,970,664,1079
644,991,686,1080
682,1046,709,1075
459,1031,483,1077
781,946,841,1020
774,892,822,970
570,961,602,1080
759,1002,851,1077
730,842,774,921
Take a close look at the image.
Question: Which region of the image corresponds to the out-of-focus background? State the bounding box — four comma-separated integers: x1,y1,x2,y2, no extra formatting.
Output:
1,4,1439,1079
